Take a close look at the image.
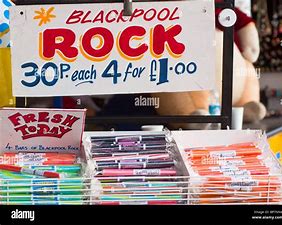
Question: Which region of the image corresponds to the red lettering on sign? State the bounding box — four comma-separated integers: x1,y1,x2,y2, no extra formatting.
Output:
39,24,185,61
93,10,104,23
8,113,22,126
105,10,118,23
157,8,170,21
81,11,92,24
169,7,180,21
117,26,148,60
40,29,78,62
66,10,83,24
61,115,80,127
38,112,50,123
65,7,180,24
51,114,63,124
129,8,145,22
150,24,185,58
116,10,127,23
22,113,36,123
80,27,114,61
144,8,157,21
8,112,80,140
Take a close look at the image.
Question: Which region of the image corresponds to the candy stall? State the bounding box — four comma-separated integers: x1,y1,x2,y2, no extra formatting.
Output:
0,0,281,207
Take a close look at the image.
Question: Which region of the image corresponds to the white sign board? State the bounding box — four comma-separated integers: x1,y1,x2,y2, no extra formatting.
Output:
0,108,86,152
10,1,216,96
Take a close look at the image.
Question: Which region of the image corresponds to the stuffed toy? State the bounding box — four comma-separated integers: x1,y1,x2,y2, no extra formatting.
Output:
152,2,266,129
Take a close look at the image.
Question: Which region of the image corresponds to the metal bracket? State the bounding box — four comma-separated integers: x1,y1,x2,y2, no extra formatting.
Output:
123,0,133,16
218,8,237,27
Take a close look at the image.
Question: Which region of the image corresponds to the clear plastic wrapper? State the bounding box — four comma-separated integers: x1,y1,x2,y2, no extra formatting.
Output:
86,130,188,205
180,133,282,204
0,151,88,205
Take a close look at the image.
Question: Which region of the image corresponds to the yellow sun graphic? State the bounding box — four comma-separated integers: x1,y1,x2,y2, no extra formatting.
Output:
33,7,56,26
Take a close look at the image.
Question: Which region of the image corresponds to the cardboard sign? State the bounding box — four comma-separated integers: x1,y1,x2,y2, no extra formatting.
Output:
10,1,216,97
0,108,86,152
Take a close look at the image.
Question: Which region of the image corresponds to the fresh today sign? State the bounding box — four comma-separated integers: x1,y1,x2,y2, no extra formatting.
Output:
0,108,86,152
10,1,216,96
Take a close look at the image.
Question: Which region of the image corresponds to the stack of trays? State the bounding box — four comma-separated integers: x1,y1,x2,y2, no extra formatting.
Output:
182,142,282,204
0,153,85,205
87,132,187,205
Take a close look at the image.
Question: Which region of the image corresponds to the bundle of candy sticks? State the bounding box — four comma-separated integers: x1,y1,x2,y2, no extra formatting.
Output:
0,152,84,205
183,142,282,204
88,133,187,205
